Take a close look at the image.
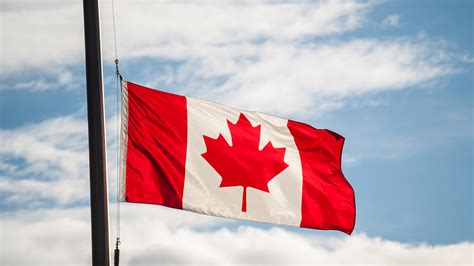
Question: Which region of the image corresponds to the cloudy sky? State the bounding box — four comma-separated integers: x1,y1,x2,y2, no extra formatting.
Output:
1,0,473,265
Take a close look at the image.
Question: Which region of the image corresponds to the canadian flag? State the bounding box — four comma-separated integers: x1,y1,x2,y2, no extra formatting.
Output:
120,81,355,234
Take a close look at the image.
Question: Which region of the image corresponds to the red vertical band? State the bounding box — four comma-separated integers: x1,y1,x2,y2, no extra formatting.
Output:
124,82,187,209
288,120,355,234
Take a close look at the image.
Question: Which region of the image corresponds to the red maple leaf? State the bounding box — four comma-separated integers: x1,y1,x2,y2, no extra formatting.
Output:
201,113,289,212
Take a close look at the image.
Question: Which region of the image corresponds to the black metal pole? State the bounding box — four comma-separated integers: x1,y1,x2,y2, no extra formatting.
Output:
83,0,110,265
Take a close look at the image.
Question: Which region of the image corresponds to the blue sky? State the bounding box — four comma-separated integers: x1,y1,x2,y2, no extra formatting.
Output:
1,0,473,264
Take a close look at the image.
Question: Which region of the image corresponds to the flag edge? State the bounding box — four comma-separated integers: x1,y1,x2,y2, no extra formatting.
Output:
119,80,129,202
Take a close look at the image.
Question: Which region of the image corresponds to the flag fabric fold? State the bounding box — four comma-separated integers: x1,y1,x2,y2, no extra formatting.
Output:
120,81,356,234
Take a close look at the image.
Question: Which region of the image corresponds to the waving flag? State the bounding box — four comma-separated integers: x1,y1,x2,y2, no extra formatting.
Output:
120,81,356,234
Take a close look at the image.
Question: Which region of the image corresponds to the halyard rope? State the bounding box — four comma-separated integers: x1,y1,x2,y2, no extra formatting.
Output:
111,0,121,264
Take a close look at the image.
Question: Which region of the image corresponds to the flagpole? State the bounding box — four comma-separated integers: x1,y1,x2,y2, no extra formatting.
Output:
83,0,110,265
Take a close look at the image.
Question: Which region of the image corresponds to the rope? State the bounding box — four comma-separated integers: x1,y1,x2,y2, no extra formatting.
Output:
111,0,121,265
112,0,119,63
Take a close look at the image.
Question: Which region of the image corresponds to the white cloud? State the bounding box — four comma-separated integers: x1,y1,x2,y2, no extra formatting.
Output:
0,115,89,206
0,70,86,94
1,69,78,92
1,206,472,265
115,35,460,117
197,38,458,116
1,0,372,72
0,0,84,73
0,111,125,207
1,0,468,118
382,14,400,27
101,0,372,57
100,0,458,117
